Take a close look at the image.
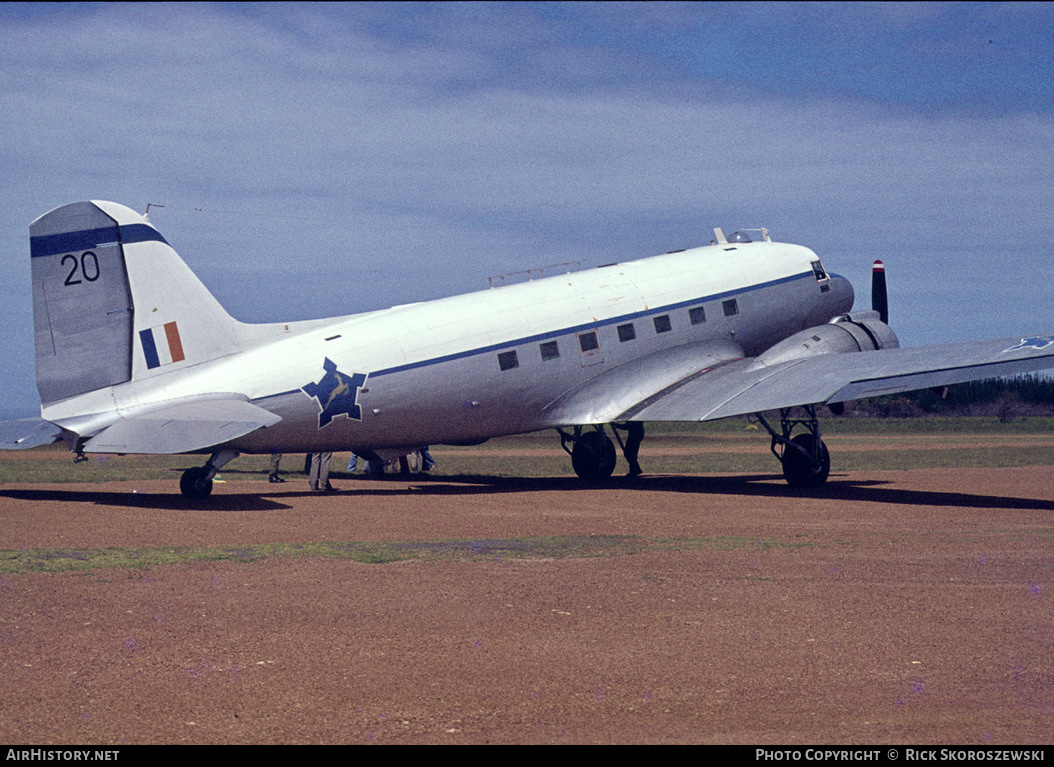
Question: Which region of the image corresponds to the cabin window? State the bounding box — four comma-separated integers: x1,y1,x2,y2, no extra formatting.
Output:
539,341,559,361
689,306,706,325
578,331,599,352
498,350,519,371
722,299,739,317
617,323,636,342
653,314,672,334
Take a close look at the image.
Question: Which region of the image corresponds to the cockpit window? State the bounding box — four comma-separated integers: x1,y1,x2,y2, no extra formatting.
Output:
811,260,829,281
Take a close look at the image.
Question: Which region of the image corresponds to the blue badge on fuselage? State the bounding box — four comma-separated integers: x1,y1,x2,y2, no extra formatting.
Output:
1004,336,1054,352
301,358,367,428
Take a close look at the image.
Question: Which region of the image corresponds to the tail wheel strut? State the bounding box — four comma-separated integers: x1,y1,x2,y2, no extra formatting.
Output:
179,449,240,499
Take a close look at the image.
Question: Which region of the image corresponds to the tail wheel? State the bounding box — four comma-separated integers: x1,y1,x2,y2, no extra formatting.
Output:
180,466,214,499
571,430,617,482
782,434,830,488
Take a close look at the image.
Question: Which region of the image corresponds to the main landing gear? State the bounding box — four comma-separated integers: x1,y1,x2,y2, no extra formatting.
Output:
557,410,831,488
180,449,239,499
557,425,617,481
754,405,831,488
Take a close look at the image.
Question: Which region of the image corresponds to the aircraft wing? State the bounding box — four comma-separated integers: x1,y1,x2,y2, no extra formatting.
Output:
622,334,1054,422
0,417,63,450
82,396,282,454
542,339,746,425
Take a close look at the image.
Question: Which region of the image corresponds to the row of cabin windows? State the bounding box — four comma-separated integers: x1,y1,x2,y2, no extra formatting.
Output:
496,299,740,371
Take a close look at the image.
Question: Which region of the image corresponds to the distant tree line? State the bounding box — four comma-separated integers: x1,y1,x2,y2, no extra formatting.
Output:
850,374,1054,420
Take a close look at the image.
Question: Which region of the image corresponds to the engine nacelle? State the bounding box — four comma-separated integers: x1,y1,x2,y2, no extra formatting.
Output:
759,311,899,367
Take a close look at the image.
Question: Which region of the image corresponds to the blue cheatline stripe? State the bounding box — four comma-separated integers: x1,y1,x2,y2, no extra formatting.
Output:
30,223,169,258
367,270,812,378
139,329,160,370
252,270,817,404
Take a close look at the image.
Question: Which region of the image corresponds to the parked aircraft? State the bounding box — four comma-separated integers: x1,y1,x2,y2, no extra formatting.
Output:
3,200,1053,498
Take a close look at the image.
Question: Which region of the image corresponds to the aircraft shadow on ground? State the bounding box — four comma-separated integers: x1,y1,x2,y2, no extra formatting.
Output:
333,472,1054,511
2,472,1050,512
654,473,1054,511
0,488,292,512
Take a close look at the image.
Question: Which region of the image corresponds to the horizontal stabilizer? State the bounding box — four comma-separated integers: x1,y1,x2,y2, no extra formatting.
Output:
0,417,63,450
625,334,1054,422
83,397,282,454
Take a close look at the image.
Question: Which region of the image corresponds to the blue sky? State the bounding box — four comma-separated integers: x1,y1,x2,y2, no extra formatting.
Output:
1,2,1052,418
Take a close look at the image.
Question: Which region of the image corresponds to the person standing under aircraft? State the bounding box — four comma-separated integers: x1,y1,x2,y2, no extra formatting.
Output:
268,453,285,483
309,452,335,492
612,422,644,478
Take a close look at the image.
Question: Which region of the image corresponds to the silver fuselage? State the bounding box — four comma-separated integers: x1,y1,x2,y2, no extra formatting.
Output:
44,237,852,454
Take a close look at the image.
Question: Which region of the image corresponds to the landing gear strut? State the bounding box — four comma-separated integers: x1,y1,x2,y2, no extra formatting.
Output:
557,426,617,481
754,405,831,488
180,449,239,499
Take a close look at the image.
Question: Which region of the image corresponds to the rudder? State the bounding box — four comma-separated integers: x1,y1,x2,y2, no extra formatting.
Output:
30,202,134,404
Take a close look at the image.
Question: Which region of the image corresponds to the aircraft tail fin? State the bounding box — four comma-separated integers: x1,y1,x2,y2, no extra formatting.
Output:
30,201,241,406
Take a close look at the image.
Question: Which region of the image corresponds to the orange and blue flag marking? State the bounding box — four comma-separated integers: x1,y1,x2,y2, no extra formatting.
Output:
140,322,185,369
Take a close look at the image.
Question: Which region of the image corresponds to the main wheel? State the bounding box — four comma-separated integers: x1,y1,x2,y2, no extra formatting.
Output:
180,466,214,499
781,434,830,488
571,430,617,482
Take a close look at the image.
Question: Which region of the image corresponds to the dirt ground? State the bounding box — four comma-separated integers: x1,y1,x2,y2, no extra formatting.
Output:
0,466,1052,744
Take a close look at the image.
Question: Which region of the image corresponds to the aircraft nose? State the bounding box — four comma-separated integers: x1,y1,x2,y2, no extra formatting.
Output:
830,274,855,313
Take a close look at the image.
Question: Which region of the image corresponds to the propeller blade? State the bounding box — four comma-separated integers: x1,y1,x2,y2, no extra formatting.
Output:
872,260,888,324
